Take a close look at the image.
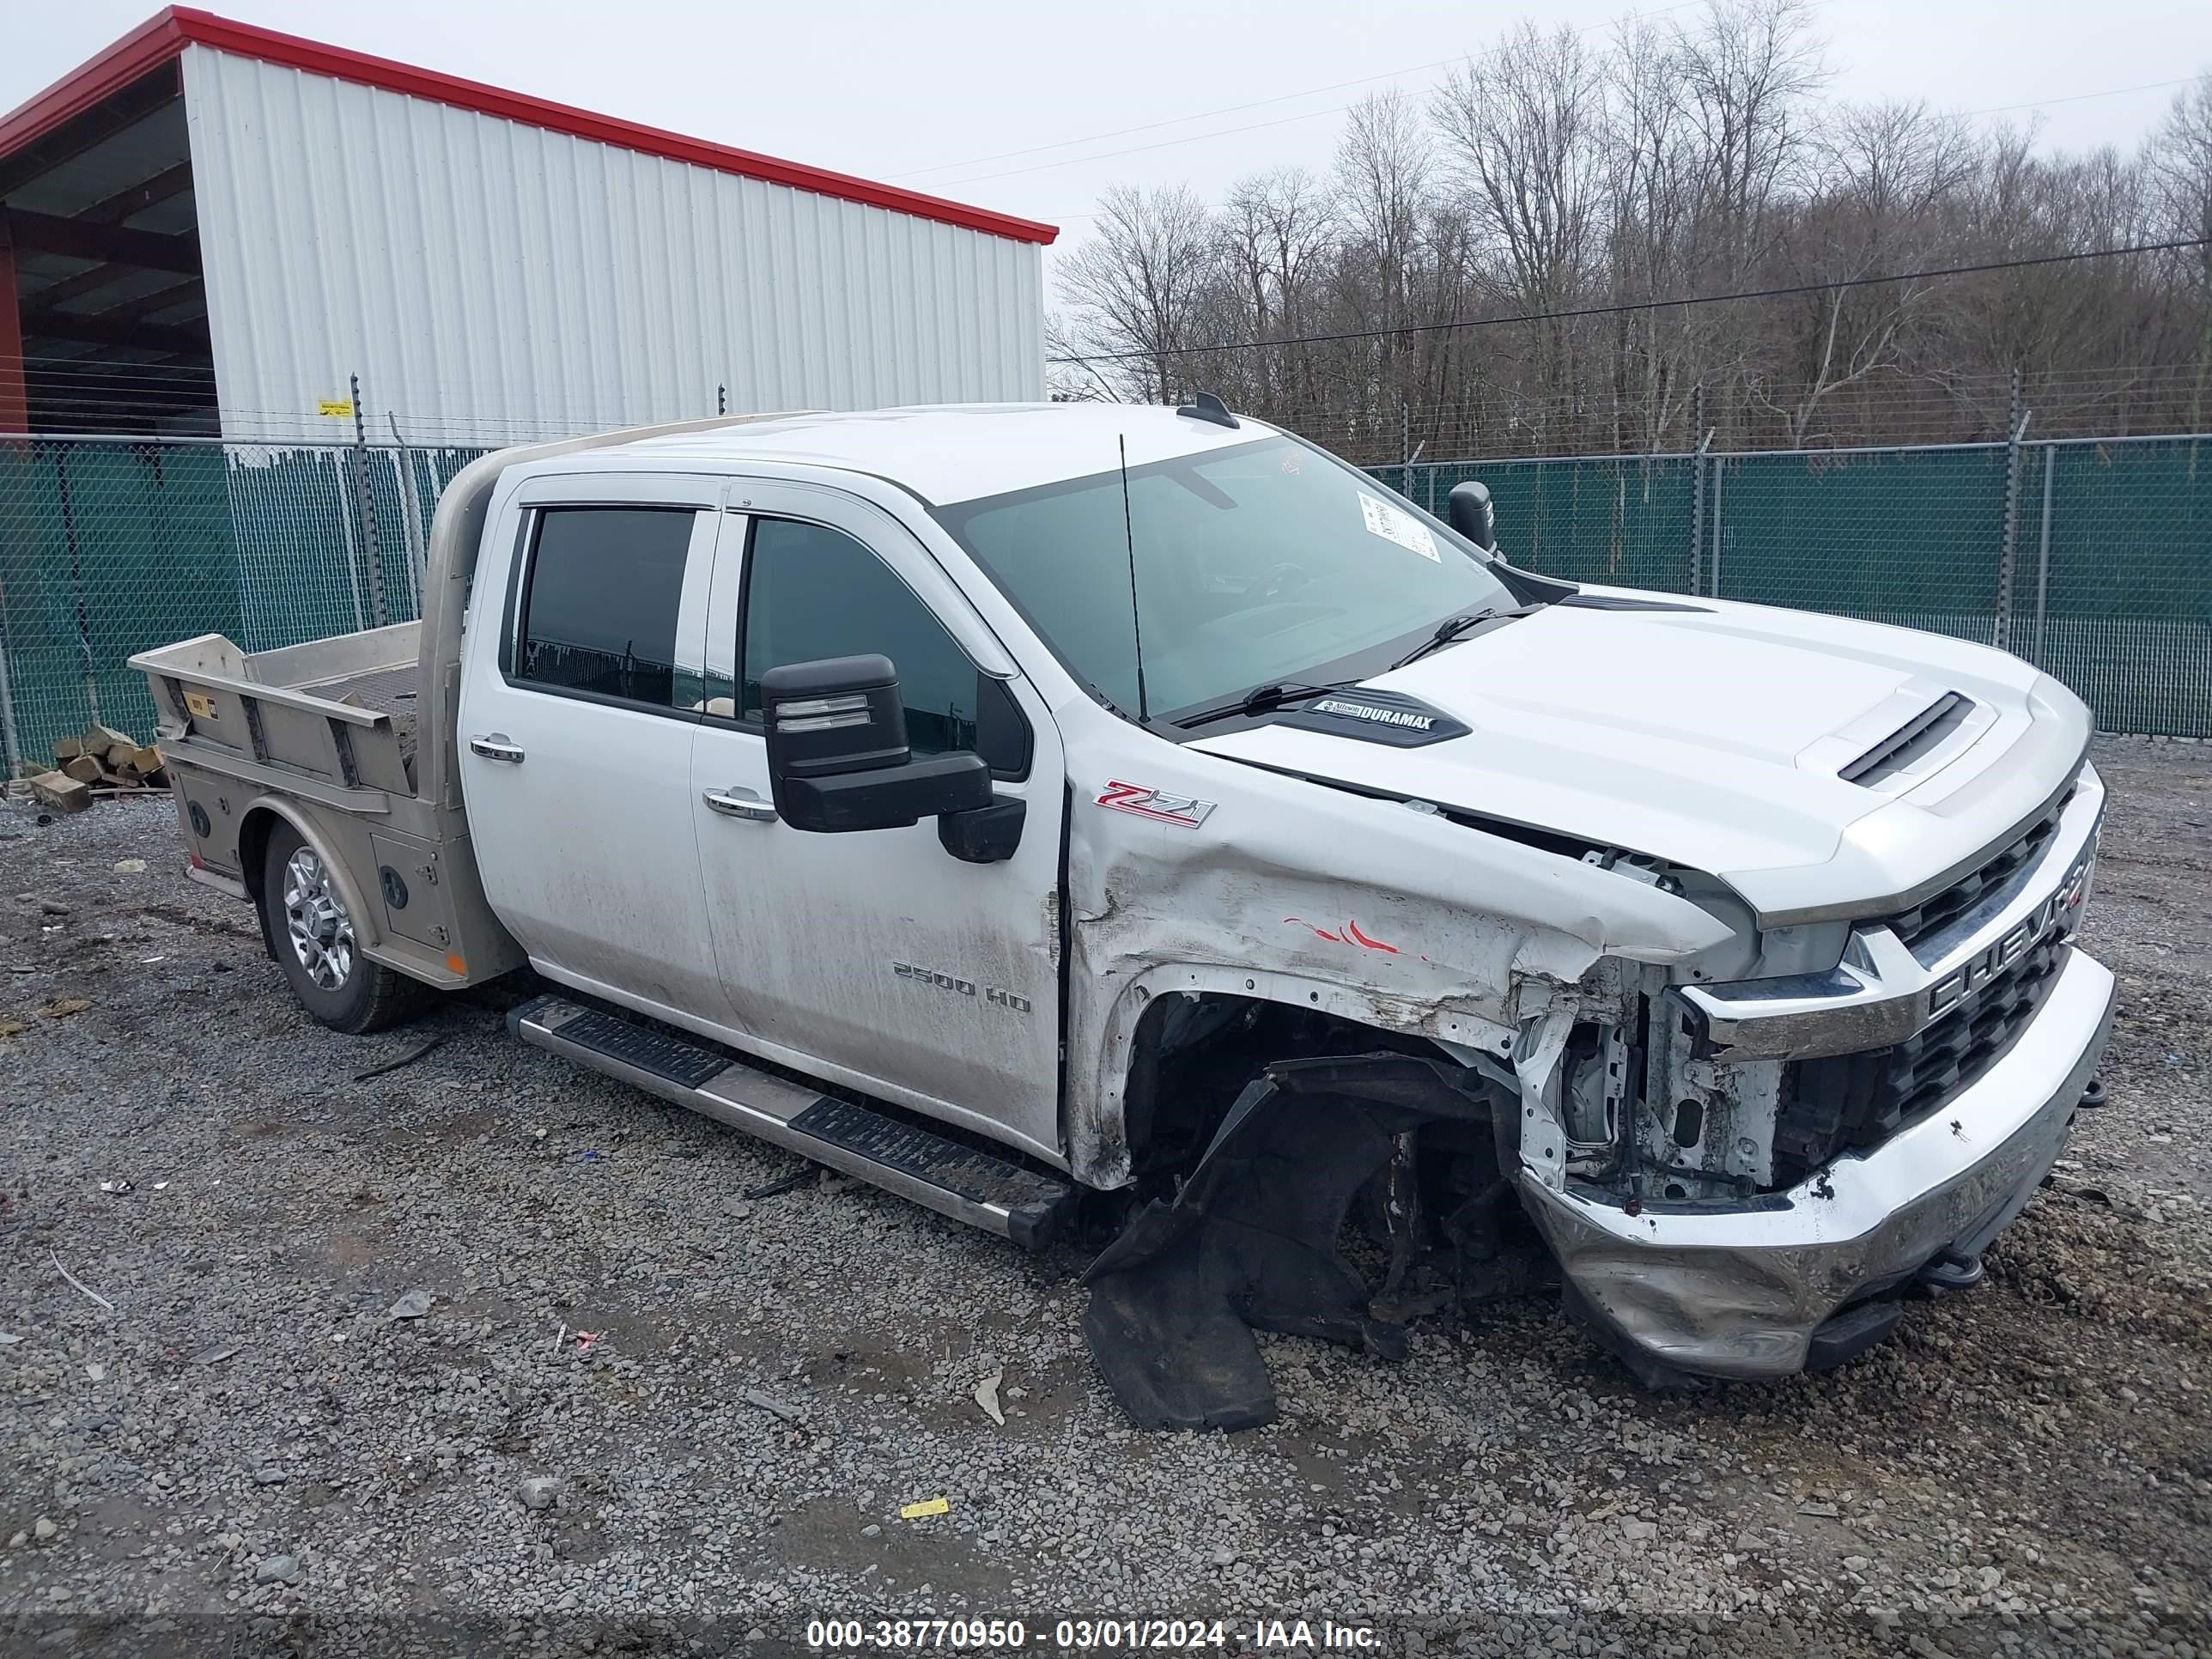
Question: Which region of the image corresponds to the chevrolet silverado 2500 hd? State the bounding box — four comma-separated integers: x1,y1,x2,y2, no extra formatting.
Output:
132,401,2112,1430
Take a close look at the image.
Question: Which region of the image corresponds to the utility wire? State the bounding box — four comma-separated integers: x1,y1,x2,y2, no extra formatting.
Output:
1049,238,2212,365
896,0,1709,182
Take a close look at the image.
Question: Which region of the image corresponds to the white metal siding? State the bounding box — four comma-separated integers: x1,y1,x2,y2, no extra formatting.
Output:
180,47,1046,446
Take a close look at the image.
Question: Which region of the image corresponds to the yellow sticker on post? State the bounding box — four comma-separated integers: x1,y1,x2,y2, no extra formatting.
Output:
184,690,217,720
898,1497,950,1520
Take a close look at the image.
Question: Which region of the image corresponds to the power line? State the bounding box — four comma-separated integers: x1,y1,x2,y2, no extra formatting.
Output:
1048,238,2211,365
898,0,1711,184
1962,76,2199,118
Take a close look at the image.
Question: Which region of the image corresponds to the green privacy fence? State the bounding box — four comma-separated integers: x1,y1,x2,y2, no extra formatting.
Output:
1,429,2208,775
0,437,488,773
1397,434,2212,738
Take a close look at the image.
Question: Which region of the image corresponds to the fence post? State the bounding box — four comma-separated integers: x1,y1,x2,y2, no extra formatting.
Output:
1996,368,2030,653
1688,426,1713,598
349,374,388,629
1706,455,1726,599
386,412,430,615
54,447,100,726
2033,444,2056,668
1401,403,1414,503
0,605,21,780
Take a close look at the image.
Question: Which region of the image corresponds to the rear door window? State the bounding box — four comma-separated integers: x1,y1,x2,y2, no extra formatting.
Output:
517,507,697,708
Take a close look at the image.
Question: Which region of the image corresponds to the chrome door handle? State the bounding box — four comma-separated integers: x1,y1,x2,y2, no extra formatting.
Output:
469,733,526,763
702,786,777,823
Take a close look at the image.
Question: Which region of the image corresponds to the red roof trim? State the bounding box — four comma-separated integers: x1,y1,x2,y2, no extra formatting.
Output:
0,7,1058,246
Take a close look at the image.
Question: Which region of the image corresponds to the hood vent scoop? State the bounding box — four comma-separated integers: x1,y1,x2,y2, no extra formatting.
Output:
1839,690,1973,787
1276,688,1469,748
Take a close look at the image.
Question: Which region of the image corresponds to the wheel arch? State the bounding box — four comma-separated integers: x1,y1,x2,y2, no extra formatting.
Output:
239,798,384,957
1073,961,1521,1190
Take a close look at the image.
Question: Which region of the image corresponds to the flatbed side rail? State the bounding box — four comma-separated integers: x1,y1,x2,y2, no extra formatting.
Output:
129,631,416,799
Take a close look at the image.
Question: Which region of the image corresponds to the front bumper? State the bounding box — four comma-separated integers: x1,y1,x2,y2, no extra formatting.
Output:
1520,944,2115,1378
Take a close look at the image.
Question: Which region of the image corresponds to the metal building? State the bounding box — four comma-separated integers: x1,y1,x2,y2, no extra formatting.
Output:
0,7,1056,443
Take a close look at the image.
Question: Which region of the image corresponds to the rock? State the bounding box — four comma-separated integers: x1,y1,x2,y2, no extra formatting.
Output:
34,1517,58,1542
252,1468,287,1486
112,859,147,874
1844,1555,1871,1571
516,1476,564,1512
741,1389,804,1424
47,1584,70,1602
6,1532,23,1548
254,1554,301,1585
1621,1519,1658,1542
1734,1531,1767,1553
974,1368,1005,1427
388,1290,433,1320
861,1523,881,1538
37,898,70,916
722,1197,755,1221
1212,1547,1237,1567
191,1343,240,1367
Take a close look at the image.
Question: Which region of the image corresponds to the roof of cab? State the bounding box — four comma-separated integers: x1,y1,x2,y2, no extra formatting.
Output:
609,404,1279,507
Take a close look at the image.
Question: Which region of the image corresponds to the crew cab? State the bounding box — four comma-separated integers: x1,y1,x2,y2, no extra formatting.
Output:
133,402,2112,1429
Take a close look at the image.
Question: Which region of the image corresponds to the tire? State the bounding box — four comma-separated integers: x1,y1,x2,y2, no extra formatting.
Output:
260,821,429,1034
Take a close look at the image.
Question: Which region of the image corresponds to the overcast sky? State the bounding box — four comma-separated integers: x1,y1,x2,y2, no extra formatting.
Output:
8,0,2210,266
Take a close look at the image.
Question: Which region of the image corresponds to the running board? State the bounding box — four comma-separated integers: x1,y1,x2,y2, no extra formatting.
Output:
507,994,1075,1248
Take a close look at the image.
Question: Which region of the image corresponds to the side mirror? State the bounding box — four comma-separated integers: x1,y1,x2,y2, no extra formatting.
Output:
1447,480,1496,551
760,655,1006,848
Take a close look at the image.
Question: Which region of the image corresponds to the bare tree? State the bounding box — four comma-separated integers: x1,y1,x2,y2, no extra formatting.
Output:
1433,21,1606,425
1054,184,1218,403
1672,0,1829,270
1751,100,1974,443
2143,73,2212,424
1041,6,2210,459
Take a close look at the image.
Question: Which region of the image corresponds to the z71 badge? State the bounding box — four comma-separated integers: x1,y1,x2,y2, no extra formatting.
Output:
1096,781,1216,828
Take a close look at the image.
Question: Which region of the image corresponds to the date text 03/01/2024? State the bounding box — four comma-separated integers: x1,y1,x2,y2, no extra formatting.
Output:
804,1618,1381,1650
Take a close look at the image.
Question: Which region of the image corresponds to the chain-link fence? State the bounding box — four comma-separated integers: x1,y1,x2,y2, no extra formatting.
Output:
1400,433,2211,738
1,426,2207,775
0,437,488,774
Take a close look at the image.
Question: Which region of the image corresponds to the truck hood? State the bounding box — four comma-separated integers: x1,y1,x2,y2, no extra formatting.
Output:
1189,593,2092,925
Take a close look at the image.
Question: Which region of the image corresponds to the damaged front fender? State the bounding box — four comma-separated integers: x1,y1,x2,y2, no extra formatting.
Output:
1060,734,1737,1188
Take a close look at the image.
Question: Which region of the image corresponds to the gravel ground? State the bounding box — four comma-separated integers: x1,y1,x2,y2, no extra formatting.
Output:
2,736,2208,1657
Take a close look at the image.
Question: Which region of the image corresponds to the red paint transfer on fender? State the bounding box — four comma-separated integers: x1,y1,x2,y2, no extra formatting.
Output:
1284,917,1401,953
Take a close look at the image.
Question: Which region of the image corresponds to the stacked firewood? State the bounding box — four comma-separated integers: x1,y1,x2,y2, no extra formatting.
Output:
25,724,168,813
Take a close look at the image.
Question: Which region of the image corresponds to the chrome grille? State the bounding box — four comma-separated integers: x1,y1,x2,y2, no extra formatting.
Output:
1774,936,2067,1188
1887,789,2072,951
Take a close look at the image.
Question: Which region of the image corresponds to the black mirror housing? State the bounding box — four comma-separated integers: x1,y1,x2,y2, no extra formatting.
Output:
779,750,993,833
1447,480,1496,550
762,654,996,834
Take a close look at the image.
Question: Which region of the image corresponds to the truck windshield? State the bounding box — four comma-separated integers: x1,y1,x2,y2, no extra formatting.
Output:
936,434,1516,722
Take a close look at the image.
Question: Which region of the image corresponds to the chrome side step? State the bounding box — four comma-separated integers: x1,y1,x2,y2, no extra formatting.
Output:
507,994,1075,1248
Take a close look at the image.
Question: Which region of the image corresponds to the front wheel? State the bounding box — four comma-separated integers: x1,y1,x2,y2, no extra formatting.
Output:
260,822,428,1033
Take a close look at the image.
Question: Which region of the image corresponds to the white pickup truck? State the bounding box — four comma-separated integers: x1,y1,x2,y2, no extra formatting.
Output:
133,401,2112,1430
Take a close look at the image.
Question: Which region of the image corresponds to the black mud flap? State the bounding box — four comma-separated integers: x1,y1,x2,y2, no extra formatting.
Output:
1082,1054,1496,1431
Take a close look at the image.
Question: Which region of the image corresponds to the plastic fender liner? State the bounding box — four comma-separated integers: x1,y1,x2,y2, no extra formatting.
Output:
1081,1052,1498,1432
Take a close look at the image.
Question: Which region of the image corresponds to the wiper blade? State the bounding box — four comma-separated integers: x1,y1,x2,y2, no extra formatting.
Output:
1389,605,1533,670
1172,679,1359,730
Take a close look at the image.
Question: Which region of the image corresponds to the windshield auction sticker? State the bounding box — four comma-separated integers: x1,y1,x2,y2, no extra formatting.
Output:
1357,492,1441,562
